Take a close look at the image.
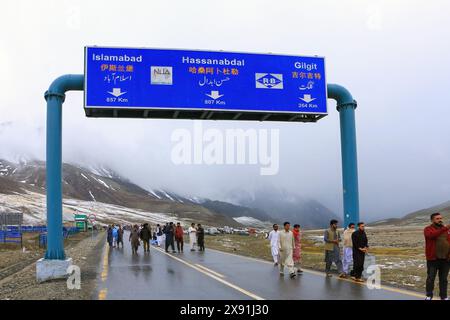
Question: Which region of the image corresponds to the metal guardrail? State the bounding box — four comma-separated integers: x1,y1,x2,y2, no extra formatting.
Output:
0,230,22,247
0,226,78,249
4,225,47,232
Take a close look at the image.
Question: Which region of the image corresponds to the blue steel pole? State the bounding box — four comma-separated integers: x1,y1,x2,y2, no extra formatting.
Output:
44,75,84,260
327,84,359,228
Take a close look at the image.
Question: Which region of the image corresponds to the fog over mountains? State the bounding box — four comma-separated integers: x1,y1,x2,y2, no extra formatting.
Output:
0,157,342,229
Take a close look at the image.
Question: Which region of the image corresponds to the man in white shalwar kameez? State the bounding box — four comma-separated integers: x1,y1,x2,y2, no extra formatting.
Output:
188,223,197,251
267,224,280,266
156,224,163,247
278,221,297,279
342,223,355,276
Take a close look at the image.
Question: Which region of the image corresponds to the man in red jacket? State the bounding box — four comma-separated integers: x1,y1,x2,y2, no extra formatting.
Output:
424,212,450,300
175,222,184,253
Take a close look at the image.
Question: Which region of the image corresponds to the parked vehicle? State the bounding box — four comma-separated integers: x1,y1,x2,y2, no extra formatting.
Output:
206,227,220,235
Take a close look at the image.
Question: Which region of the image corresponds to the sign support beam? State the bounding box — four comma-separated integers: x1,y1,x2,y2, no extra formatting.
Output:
44,75,83,260
327,84,359,228
43,74,359,260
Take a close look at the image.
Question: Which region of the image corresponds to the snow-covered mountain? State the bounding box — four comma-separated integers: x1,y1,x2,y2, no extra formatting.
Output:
226,187,340,229
1,159,339,229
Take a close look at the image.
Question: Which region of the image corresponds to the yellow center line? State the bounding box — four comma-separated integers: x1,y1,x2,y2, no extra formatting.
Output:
101,242,109,281
153,247,264,300
98,241,110,300
207,248,423,299
98,289,107,300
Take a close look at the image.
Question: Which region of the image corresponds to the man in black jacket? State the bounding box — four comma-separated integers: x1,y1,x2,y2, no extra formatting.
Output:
197,224,205,251
139,223,151,252
351,222,369,282
165,222,176,253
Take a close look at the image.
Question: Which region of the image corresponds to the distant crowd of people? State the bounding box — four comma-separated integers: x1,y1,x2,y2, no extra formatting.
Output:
268,212,449,300
106,222,206,254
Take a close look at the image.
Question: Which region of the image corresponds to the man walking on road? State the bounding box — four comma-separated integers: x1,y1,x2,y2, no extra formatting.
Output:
117,225,124,249
324,219,345,278
197,224,205,251
112,224,118,248
343,223,355,277
156,224,163,247
129,225,140,254
351,222,369,283
140,223,152,253
424,212,450,300
107,225,113,247
293,224,303,274
189,223,197,251
165,222,176,253
267,224,280,266
175,222,184,253
278,222,296,279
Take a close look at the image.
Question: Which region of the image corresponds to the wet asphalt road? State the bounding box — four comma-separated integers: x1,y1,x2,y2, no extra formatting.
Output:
95,232,421,300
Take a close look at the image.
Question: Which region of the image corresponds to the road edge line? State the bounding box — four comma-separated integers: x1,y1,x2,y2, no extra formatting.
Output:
153,247,265,300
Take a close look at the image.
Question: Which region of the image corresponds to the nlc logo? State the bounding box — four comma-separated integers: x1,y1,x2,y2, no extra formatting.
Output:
255,73,283,89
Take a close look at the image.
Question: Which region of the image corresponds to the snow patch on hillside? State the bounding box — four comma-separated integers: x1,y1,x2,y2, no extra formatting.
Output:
233,216,270,228
149,190,161,199
0,191,191,226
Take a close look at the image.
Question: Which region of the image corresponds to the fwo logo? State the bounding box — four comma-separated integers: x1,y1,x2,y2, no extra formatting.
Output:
255,73,283,89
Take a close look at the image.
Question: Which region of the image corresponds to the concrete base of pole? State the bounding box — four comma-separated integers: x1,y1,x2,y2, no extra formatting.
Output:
36,257,72,283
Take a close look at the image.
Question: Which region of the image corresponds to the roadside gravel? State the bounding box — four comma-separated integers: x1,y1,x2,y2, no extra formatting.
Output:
0,231,105,300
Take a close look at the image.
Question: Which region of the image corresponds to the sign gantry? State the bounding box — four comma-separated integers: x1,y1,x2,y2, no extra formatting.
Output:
41,48,359,282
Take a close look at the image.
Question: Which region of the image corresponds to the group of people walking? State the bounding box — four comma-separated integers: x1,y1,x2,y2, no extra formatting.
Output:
106,212,449,300
323,219,368,282
106,224,124,248
267,222,303,279
267,219,369,282
154,222,205,253
107,222,206,255
268,213,449,301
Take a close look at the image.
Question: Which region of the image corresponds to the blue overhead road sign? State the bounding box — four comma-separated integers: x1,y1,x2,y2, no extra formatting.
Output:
84,46,327,122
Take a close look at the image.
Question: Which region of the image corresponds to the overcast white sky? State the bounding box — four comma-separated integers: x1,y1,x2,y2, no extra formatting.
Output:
1,0,449,221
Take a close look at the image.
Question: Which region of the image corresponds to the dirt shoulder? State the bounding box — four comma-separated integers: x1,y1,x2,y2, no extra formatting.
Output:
0,231,105,300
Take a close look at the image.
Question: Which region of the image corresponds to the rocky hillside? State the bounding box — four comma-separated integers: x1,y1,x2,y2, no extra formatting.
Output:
0,159,242,227
0,159,343,229
372,200,450,227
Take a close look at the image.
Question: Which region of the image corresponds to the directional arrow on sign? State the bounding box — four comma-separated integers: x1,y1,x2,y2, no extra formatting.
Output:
205,91,224,100
108,88,127,97
299,94,316,103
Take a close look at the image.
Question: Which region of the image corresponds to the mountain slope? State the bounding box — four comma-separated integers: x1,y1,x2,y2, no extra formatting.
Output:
0,159,242,227
372,200,450,226
199,199,273,226
226,187,340,229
